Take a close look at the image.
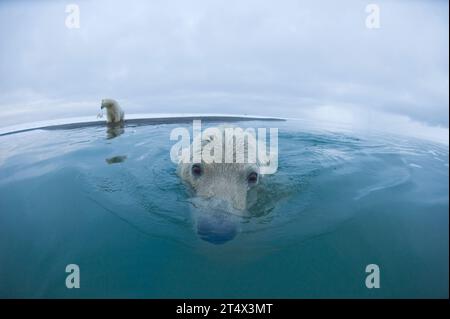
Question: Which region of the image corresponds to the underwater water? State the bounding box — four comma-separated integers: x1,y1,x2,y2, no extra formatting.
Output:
0,119,448,298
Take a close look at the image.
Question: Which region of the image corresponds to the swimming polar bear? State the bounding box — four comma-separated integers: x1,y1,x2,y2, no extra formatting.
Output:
178,125,266,244
100,98,124,124
178,125,262,212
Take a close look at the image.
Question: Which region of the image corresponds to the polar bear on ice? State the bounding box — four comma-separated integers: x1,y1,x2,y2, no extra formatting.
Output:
100,98,124,124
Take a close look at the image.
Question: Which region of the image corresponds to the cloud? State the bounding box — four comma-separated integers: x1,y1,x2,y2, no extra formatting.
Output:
0,0,448,140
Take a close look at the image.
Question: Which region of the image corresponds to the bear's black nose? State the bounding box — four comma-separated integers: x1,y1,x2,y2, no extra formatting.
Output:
197,214,237,245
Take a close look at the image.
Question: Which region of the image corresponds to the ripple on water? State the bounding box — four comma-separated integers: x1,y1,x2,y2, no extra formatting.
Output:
1,121,448,252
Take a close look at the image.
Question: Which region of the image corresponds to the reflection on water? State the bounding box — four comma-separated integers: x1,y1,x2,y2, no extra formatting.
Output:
105,123,126,164
105,155,127,164
106,123,124,139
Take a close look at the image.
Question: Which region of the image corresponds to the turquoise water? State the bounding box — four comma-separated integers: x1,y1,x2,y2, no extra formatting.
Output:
0,120,448,298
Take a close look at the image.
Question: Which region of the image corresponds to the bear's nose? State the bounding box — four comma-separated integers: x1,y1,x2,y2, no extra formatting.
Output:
196,213,237,245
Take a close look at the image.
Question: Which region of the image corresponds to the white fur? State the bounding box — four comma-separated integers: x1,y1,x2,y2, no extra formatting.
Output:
178,125,261,212
101,98,124,123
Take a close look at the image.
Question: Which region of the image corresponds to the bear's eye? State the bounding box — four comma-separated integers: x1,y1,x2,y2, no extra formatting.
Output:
191,164,203,177
247,172,258,184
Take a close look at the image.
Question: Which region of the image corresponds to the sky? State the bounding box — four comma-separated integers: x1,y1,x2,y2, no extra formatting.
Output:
0,0,448,143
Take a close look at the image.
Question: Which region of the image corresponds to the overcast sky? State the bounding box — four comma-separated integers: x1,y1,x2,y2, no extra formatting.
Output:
0,0,448,142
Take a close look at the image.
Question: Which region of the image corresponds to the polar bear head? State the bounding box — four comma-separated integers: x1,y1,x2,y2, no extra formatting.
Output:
178,125,262,211
100,98,118,110
178,125,265,244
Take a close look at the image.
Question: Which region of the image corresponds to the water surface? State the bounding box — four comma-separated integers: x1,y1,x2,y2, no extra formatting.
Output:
0,120,448,298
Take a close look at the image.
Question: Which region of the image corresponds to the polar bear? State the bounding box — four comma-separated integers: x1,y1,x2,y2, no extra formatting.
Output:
100,98,124,124
178,125,264,244
178,125,262,211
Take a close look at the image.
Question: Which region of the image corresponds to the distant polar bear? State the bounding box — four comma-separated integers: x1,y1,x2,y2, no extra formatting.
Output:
101,98,124,124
